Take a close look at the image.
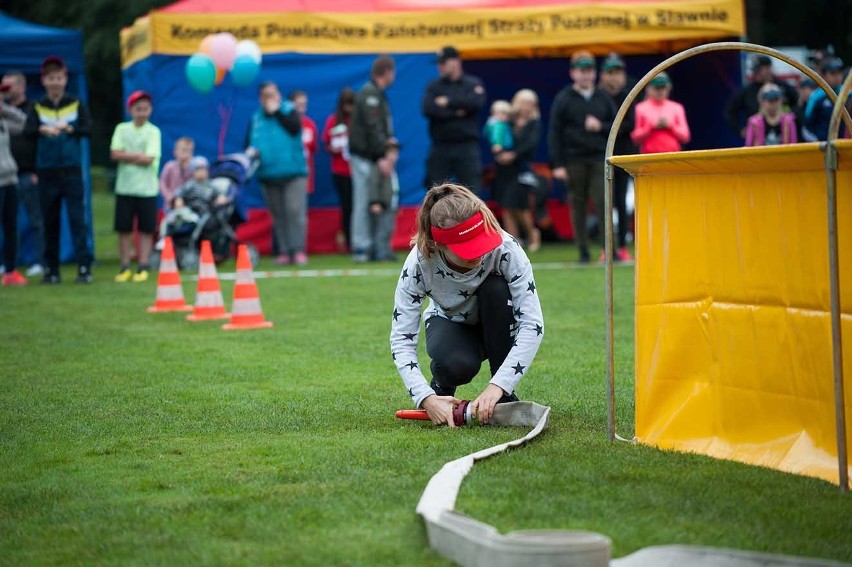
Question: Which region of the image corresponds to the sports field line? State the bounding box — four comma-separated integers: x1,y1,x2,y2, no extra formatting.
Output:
203,261,634,281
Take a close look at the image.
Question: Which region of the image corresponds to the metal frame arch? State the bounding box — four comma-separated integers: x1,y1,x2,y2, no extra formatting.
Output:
822,69,852,492
602,42,852,452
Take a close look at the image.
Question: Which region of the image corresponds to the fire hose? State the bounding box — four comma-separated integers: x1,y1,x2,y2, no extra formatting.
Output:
398,401,613,566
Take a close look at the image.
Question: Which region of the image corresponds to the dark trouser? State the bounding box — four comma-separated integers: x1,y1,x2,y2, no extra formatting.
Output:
18,172,44,266
425,141,481,193
0,185,18,270
613,166,630,248
425,276,516,397
332,173,353,249
567,160,605,253
40,169,92,275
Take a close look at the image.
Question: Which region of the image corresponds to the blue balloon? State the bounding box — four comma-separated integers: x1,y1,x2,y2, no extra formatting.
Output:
231,54,260,87
186,53,216,93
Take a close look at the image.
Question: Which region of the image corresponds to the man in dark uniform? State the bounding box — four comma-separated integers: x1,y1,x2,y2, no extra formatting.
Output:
598,53,637,262
422,46,486,192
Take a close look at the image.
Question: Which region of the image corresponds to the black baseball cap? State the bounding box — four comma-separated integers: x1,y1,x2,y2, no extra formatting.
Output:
753,55,773,70
436,46,460,64
823,57,844,72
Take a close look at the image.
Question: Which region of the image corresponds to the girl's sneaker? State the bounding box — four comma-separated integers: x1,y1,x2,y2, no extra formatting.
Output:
2,270,27,286
294,252,308,266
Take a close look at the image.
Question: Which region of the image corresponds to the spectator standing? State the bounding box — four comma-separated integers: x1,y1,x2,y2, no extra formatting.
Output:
0,84,29,286
321,87,356,252
422,46,486,192
597,53,635,262
803,57,846,142
247,82,309,266
2,71,44,277
24,56,93,284
349,55,399,263
745,84,798,146
110,90,161,283
159,136,194,210
725,55,798,140
794,77,818,143
289,90,319,195
492,89,542,252
631,73,691,154
548,51,616,263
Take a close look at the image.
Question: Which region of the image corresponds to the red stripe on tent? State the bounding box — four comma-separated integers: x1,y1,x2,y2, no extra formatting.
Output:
235,201,574,256
160,0,654,13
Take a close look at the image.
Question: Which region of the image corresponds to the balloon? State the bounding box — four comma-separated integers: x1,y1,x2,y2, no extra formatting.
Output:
231,54,260,86
199,34,215,56
185,53,216,93
215,66,227,86
235,40,262,64
209,33,238,71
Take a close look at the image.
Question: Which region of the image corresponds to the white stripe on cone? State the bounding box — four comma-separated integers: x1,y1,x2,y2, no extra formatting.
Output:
232,297,262,315
196,290,225,308
156,285,185,300
199,262,217,279
160,258,178,272
235,270,255,284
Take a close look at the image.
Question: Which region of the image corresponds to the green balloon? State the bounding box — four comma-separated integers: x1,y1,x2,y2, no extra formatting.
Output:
186,53,216,94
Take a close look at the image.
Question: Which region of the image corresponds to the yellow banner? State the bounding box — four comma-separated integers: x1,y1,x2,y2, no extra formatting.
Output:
122,0,744,67
612,142,852,485
120,16,152,69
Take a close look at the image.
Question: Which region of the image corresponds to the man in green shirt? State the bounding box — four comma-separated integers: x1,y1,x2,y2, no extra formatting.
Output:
110,90,161,283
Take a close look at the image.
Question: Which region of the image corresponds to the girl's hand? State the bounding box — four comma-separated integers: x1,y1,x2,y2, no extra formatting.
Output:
421,395,462,428
471,384,506,424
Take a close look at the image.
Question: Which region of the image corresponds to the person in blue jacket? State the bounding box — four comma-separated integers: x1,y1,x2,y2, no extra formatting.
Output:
245,81,309,266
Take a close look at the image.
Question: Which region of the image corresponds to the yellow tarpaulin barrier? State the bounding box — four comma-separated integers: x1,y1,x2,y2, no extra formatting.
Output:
611,141,851,485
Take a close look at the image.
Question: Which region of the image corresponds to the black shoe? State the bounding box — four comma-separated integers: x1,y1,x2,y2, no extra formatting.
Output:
40,273,61,285
430,378,456,397
497,391,520,404
75,265,93,284
578,247,591,264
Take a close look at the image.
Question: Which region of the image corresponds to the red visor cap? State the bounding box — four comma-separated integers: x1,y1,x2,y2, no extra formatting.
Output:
430,212,503,261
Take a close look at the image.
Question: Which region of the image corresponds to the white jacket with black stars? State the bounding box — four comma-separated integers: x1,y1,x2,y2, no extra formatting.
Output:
390,233,544,408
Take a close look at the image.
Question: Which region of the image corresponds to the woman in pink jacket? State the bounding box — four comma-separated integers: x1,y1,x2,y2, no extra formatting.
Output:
631,72,691,154
744,83,798,146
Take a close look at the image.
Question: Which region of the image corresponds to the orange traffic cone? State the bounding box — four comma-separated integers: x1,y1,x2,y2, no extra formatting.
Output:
187,240,230,322
222,244,273,330
147,236,192,313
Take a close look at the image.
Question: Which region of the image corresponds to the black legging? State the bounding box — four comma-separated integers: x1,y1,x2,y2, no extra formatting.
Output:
332,173,353,249
425,275,515,396
0,185,18,271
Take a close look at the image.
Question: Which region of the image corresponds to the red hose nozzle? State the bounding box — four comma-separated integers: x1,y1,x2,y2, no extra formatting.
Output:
396,400,474,426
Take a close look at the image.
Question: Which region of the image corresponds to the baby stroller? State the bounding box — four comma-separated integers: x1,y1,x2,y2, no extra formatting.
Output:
151,153,260,271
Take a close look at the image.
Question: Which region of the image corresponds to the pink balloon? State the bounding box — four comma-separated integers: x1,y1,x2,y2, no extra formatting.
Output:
209,33,238,71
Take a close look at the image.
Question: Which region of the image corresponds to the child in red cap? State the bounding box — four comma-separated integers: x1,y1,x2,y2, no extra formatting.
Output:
110,90,161,283
390,183,544,427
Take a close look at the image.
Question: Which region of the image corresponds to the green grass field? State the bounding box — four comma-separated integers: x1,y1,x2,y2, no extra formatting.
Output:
1,190,850,565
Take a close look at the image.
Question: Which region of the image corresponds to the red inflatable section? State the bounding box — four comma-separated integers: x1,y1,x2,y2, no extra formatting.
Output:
235,201,574,255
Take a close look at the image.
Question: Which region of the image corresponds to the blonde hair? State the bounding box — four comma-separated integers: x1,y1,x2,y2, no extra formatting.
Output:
490,99,512,116
175,136,195,148
511,89,540,120
412,183,502,259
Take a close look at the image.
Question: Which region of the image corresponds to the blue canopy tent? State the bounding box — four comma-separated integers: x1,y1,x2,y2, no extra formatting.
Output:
0,12,93,265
